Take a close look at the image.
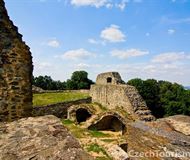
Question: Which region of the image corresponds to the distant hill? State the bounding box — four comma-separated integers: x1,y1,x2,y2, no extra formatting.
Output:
185,86,190,90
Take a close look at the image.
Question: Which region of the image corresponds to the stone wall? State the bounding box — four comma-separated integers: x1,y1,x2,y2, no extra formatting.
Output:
96,72,124,85
0,0,33,122
33,98,91,118
90,72,155,121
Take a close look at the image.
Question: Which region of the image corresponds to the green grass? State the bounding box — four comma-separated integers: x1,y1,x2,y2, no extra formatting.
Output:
62,119,74,125
89,130,110,138
87,144,111,160
33,92,90,106
87,143,106,154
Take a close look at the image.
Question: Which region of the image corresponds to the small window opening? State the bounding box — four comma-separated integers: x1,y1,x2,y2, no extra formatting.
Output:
107,77,112,83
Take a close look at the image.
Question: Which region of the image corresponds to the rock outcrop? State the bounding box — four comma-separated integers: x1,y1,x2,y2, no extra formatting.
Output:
0,115,93,160
32,85,44,93
126,115,190,159
0,0,33,122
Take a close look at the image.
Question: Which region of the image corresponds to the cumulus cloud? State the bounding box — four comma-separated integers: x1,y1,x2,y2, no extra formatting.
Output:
47,39,60,48
88,38,99,44
151,52,190,63
69,0,142,10
100,25,126,43
70,0,108,8
115,0,128,11
168,29,175,35
60,48,96,60
111,48,149,59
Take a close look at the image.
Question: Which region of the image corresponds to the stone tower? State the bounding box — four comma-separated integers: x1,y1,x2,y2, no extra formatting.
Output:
90,72,155,121
0,0,33,121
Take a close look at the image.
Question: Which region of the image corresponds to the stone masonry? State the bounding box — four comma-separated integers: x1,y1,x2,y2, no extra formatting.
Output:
0,0,33,121
90,72,155,121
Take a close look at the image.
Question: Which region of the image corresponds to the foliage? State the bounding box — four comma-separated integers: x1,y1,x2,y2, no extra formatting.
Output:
66,71,94,90
32,75,66,90
33,92,90,106
127,78,190,118
33,70,94,90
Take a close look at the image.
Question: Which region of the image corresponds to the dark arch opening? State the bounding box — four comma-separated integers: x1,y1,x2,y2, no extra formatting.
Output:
76,108,92,123
107,77,112,83
120,143,128,153
88,115,126,134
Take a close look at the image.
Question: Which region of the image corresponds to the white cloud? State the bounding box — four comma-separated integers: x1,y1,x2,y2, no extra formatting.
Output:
116,0,127,11
47,39,60,48
106,3,113,9
111,49,149,59
70,0,108,8
60,48,96,60
88,38,99,44
168,29,175,35
88,38,106,45
34,61,52,70
152,52,190,63
100,24,126,42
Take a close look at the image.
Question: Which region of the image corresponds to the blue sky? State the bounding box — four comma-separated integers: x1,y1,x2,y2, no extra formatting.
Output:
4,0,190,85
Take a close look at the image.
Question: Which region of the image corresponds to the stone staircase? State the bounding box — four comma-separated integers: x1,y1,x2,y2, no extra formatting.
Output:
124,85,155,121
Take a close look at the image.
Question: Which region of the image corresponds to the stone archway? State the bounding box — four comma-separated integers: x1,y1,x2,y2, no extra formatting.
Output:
88,113,127,134
120,143,128,153
67,104,94,124
76,108,92,123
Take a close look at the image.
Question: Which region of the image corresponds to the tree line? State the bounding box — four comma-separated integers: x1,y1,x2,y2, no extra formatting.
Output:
33,71,190,118
127,78,190,118
32,71,94,90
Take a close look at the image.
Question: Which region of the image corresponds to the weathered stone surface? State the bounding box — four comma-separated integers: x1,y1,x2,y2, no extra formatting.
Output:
0,0,33,121
126,116,190,160
159,115,190,136
0,115,93,160
32,85,44,93
96,72,124,85
90,72,155,121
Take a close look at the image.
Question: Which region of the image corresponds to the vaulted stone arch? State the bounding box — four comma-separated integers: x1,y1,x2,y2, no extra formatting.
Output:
88,112,127,134
67,104,94,123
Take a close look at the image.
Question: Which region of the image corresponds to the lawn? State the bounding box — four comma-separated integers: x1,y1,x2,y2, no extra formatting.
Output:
33,92,90,106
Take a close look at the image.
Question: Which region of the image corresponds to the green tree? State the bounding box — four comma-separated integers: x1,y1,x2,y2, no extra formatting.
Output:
127,78,190,118
66,71,94,90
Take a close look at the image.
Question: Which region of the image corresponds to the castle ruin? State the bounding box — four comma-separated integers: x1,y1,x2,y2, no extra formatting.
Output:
0,0,33,122
90,72,155,121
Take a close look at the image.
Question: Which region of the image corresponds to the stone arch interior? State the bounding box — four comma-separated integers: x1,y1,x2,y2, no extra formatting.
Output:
120,143,128,153
107,77,112,83
89,115,126,133
76,108,92,123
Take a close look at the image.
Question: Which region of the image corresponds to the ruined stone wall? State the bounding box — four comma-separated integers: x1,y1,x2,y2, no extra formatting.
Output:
0,0,33,121
90,84,135,115
90,84,155,121
96,72,124,85
33,98,91,118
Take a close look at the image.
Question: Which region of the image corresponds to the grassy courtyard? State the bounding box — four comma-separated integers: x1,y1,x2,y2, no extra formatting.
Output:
33,92,90,106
